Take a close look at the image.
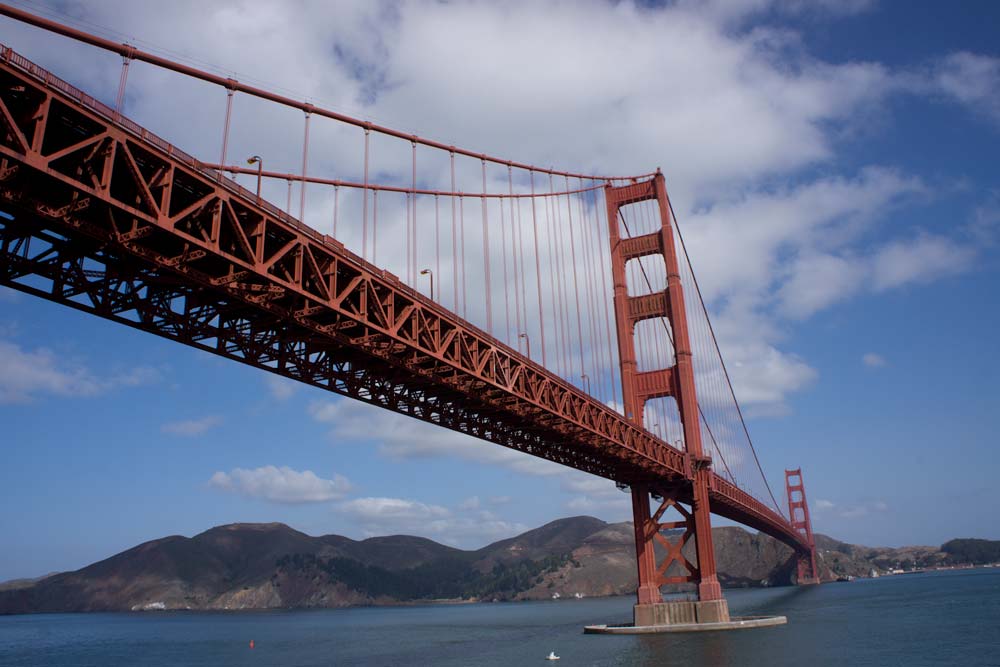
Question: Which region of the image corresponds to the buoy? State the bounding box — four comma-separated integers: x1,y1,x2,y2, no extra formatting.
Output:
249,639,255,649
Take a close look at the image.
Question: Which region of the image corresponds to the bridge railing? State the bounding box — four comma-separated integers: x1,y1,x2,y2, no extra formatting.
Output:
1,44,435,304
0,41,808,552
0,42,697,477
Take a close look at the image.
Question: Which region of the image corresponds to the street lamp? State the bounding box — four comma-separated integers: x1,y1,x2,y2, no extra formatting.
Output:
581,373,591,395
518,332,530,360
247,155,263,203
419,268,434,300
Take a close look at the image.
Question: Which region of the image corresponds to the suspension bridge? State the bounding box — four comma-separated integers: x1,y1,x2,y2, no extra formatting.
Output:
0,4,819,628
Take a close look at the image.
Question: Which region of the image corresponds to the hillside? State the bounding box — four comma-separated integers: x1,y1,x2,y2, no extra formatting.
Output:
2,518,990,614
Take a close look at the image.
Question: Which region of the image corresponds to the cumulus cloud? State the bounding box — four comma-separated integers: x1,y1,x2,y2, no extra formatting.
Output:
263,375,296,401
862,353,887,368
161,415,223,436
812,498,887,519
337,497,449,523
457,496,480,511
308,399,564,476
335,495,526,547
871,234,975,291
0,1,990,422
561,472,630,515
933,52,1000,125
209,465,352,503
0,339,158,404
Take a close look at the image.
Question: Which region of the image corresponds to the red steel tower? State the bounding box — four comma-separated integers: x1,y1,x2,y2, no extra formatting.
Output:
785,468,820,584
605,172,729,626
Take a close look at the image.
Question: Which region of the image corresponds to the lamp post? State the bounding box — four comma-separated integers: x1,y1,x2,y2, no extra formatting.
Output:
518,332,530,360
419,268,434,300
247,155,263,203
581,373,591,395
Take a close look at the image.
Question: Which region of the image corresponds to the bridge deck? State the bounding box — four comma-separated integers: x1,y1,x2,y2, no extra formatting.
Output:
0,45,806,553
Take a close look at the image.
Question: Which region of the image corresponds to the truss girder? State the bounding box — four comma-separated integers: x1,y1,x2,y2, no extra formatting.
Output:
0,46,808,553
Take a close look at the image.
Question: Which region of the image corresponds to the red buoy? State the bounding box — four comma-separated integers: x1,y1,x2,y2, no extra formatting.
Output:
249,639,255,649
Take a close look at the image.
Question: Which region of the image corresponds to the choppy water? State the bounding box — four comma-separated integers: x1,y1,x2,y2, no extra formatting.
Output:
1,568,998,666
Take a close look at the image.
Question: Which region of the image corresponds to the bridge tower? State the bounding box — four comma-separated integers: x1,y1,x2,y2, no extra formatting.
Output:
785,468,821,585
605,171,729,626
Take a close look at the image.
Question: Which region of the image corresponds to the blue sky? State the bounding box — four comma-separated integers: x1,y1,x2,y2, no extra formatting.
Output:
1,0,999,581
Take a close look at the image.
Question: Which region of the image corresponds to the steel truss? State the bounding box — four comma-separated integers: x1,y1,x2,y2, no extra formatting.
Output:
0,45,810,556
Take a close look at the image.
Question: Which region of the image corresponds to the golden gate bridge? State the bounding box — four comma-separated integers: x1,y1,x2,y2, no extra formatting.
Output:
0,4,819,629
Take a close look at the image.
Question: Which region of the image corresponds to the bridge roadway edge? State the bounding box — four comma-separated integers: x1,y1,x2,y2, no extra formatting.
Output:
0,39,813,569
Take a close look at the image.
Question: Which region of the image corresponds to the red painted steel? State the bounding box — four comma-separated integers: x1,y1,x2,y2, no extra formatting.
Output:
605,174,723,603
785,468,820,584
0,43,816,574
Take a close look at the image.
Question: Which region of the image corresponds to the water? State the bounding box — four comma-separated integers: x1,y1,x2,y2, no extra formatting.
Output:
1,569,998,666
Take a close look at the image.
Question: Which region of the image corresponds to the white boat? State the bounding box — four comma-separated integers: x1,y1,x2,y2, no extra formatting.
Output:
546,652,560,661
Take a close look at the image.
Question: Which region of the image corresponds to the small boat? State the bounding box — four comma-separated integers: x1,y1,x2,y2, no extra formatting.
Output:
546,652,560,661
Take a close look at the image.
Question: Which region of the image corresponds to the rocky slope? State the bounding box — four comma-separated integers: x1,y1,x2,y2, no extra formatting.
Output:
1,518,986,614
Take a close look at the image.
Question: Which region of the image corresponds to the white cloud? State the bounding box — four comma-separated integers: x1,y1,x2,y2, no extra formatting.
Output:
161,415,223,437
457,496,480,511
0,2,990,423
561,472,630,516
264,375,296,401
209,465,351,504
308,399,564,476
813,498,887,519
871,234,975,291
862,353,887,368
778,252,865,320
968,194,1000,246
337,497,449,523
0,339,158,404
335,495,526,547
933,52,1000,125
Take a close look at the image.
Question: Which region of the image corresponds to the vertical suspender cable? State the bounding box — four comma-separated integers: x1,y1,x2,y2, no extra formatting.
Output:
544,192,563,376
219,87,234,168
450,151,458,312
299,109,311,222
481,159,493,335
565,176,586,381
372,189,378,264
516,191,529,340
500,196,511,342
460,194,467,319
551,176,571,377
598,186,620,409
114,47,133,118
333,184,339,239
435,193,440,301
578,178,602,401
508,166,522,343
362,127,370,261
411,140,417,285
529,171,547,366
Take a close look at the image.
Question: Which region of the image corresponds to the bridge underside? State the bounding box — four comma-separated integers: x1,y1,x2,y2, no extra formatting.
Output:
0,45,808,557
0,208,803,553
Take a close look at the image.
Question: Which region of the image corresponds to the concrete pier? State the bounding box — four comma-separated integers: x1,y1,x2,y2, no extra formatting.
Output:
633,599,730,626
584,615,787,634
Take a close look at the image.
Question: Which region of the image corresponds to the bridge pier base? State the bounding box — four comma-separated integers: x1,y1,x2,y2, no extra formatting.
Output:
634,598,730,627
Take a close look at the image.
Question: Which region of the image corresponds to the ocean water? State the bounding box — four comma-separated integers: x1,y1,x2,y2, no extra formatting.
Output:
1,568,998,666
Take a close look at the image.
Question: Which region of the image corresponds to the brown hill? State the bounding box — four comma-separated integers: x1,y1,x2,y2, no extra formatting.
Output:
0,517,960,614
